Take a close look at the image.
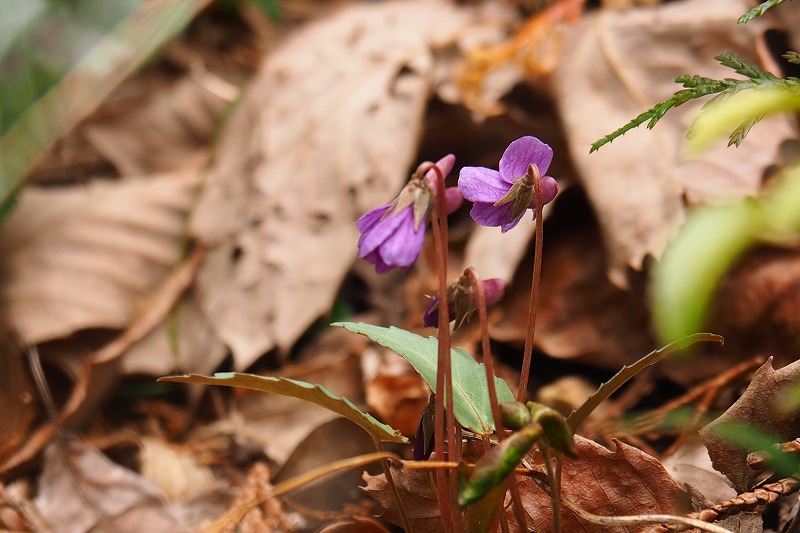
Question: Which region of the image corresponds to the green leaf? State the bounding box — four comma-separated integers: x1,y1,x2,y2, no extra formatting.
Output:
566,333,723,433
159,373,407,443
687,86,800,152
459,425,541,507
738,0,788,24
652,166,800,343
0,0,212,218
591,52,798,153
333,322,514,435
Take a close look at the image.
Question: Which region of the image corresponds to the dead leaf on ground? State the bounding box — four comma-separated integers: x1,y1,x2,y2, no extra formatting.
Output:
0,331,36,461
662,437,736,504
83,76,233,176
271,417,379,516
491,224,655,370
520,436,693,532
702,357,800,492
190,0,518,369
553,0,796,286
362,467,441,533
706,246,800,371
34,440,233,533
364,435,691,533
0,166,201,344
120,293,226,378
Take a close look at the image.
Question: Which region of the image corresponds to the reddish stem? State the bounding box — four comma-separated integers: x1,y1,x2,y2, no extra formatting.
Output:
517,167,544,402
428,164,458,531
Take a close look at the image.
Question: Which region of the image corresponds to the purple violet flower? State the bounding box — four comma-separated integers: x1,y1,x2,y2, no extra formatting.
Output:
423,277,505,329
357,155,460,274
458,136,558,232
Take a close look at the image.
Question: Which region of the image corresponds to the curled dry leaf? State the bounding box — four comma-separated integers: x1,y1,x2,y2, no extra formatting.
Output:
0,166,200,344
190,0,517,369
662,438,737,504
702,357,800,492
553,0,796,286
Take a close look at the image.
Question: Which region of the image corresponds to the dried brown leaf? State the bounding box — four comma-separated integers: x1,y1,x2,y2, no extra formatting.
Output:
190,0,515,368
83,76,232,176
706,247,800,371
120,294,226,378
553,0,795,286
662,439,737,504
362,467,442,533
520,436,692,532
701,358,800,492
491,227,655,369
34,440,233,533
0,166,200,344
0,332,36,461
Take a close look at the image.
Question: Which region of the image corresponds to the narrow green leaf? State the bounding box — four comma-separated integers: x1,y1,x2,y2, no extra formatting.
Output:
738,0,788,24
566,334,723,433
459,425,541,507
333,322,514,435
159,373,407,443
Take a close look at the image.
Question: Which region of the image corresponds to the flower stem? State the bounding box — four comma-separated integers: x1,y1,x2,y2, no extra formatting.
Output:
467,268,528,530
428,164,458,532
517,166,545,402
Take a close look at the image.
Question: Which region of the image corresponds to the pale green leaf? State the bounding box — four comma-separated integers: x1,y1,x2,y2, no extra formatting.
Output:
687,87,800,152
0,0,212,219
652,167,800,343
333,322,514,435
160,373,407,444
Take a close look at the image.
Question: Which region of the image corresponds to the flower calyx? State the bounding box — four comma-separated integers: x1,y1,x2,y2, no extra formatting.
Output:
423,273,505,329
493,163,540,221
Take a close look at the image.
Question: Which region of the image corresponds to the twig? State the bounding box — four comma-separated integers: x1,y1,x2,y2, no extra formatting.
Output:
373,438,414,533
561,496,734,533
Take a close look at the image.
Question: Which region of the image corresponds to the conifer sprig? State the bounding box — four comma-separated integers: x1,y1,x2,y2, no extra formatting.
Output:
590,52,800,153
738,0,789,24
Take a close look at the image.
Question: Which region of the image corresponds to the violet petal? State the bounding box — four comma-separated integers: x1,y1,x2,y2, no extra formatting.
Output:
458,167,508,203
377,208,425,267
425,153,456,182
422,297,440,328
499,136,553,183
469,201,523,231
357,206,407,258
356,203,391,233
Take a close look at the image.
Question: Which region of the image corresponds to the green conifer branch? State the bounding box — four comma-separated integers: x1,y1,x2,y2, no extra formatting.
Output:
738,0,789,24
590,52,800,153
